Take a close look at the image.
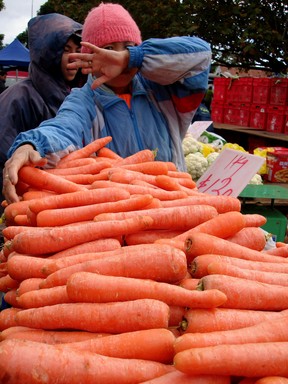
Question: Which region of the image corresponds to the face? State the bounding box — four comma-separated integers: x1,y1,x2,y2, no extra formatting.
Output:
101,41,138,91
61,38,81,82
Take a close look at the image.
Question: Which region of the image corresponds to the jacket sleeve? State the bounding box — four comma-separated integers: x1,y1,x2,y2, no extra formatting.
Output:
7,82,96,164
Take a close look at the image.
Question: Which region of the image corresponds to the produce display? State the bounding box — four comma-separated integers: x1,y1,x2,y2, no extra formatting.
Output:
183,132,263,184
1,135,288,383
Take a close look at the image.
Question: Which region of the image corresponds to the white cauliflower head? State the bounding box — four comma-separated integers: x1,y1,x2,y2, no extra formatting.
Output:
185,152,208,180
182,134,201,156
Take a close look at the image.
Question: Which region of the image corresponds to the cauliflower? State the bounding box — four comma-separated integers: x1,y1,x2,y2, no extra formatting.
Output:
185,152,208,180
182,134,201,156
206,151,220,167
248,173,263,185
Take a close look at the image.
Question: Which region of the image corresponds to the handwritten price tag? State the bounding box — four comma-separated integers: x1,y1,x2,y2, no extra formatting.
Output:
187,121,213,139
196,148,265,197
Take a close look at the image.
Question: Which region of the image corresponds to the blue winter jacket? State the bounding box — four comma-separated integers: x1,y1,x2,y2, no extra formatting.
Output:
8,36,211,171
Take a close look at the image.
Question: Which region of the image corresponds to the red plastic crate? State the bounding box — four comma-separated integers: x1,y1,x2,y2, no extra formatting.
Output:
252,78,271,105
249,104,268,130
284,108,288,134
211,101,224,123
213,78,229,103
225,78,253,104
223,103,250,126
269,78,288,106
266,106,286,133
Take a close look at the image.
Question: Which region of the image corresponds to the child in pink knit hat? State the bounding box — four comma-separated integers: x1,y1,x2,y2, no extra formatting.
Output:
3,3,212,204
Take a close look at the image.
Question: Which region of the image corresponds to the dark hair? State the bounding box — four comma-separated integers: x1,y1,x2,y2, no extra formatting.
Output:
0,70,7,76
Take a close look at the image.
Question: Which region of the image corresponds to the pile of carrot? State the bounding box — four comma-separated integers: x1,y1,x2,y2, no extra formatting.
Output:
1,136,288,383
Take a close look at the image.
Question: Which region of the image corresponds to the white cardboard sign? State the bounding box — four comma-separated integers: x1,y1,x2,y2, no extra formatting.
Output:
187,121,213,139
196,148,265,197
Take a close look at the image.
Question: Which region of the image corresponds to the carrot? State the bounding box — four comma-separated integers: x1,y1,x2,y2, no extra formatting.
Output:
28,186,130,214
17,278,44,296
2,225,46,241
13,214,30,226
179,277,200,290
17,285,70,309
40,243,188,288
18,165,87,195
185,232,288,264
180,308,288,333
226,227,266,251
264,245,288,257
95,204,218,231
1,327,109,343
48,238,122,259
58,136,113,165
7,255,55,281
139,370,231,384
174,211,246,242
22,190,57,200
0,338,173,384
11,215,154,255
45,160,111,176
96,146,122,160
173,342,288,377
91,179,188,200
255,378,288,384
174,314,288,352
243,213,267,227
3,199,32,225
4,289,19,307
154,174,184,191
0,307,22,331
198,274,288,310
0,274,19,292
207,261,288,287
124,229,182,246
36,194,153,227
161,195,241,214
56,156,98,168
15,299,170,333
191,254,288,279
120,161,169,176
168,306,186,327
66,272,227,308
114,148,156,166
58,328,176,363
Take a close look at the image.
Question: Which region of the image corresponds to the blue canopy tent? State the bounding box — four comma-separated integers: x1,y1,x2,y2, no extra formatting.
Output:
0,38,30,77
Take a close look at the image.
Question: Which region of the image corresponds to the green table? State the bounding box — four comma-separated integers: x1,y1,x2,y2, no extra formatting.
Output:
239,184,288,208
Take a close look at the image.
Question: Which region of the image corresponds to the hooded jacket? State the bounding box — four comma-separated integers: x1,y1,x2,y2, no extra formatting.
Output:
0,13,83,212
8,36,211,172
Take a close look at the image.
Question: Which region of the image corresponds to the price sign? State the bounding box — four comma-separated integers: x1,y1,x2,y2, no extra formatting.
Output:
187,121,213,139
196,148,265,197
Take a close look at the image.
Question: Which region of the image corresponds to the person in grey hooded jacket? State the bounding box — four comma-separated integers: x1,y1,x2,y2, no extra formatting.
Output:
0,13,84,214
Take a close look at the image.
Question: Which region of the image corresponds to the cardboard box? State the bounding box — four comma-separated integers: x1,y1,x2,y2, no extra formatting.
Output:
266,148,288,183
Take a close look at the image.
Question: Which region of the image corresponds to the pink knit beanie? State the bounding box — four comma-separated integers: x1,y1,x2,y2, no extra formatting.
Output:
82,3,142,51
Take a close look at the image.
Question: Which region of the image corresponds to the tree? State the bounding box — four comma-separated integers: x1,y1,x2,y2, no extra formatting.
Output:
0,0,5,48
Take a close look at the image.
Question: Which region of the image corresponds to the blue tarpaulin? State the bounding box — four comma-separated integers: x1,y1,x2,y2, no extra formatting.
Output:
0,38,30,68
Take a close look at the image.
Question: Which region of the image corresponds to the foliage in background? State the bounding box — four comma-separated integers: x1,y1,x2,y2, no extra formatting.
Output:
0,0,287,74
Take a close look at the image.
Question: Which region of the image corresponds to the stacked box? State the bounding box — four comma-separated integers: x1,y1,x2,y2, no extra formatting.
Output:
249,105,268,130
266,106,286,133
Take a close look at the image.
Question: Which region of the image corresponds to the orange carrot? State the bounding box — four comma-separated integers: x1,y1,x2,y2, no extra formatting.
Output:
7,255,55,281
13,214,30,226
207,261,288,287
48,238,121,259
174,211,246,242
185,232,288,264
36,194,153,227
94,204,218,231
161,194,241,214
45,160,111,176
28,186,130,214
0,338,173,383
255,377,288,384
154,174,183,191
18,166,87,194
56,156,99,168
1,327,109,343
58,136,112,165
191,254,288,279
17,285,71,309
40,243,187,288
226,226,266,251
17,278,44,296
168,306,186,327
0,307,22,331
3,199,32,225
180,308,288,333
264,245,288,257
173,342,288,377
174,314,288,352
22,190,57,200
114,148,156,166
243,213,267,227
4,289,19,307
58,328,176,363
124,229,182,246
120,161,169,176
96,146,122,160
66,272,227,308
15,299,170,333
198,274,288,310
0,274,19,292
138,370,231,384
179,277,200,290
11,215,154,255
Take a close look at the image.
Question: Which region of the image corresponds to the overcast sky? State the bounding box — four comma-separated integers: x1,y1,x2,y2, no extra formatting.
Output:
0,0,47,45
